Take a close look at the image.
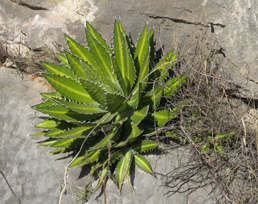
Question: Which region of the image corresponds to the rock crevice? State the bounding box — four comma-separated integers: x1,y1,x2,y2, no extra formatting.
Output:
147,14,209,27
10,0,49,11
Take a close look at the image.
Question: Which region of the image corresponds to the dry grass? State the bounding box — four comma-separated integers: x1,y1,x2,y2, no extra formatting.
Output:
158,35,258,203
0,40,58,74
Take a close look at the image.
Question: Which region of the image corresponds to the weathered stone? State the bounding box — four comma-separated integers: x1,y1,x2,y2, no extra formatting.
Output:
205,0,258,99
0,67,91,204
91,0,258,99
2,0,258,99
0,0,97,49
0,0,98,73
3,0,258,99
87,149,216,204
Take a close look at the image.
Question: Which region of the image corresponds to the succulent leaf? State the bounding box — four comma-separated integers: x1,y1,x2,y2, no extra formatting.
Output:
114,20,135,94
151,49,177,82
81,60,119,93
32,100,57,108
116,149,133,190
96,149,124,170
40,138,58,146
30,131,47,136
163,75,186,97
45,128,64,137
51,138,77,147
118,20,134,55
153,109,176,127
64,34,99,68
54,125,95,138
49,148,65,154
40,61,76,80
91,125,120,150
85,29,122,93
131,106,149,125
69,153,87,167
137,50,150,91
115,111,130,124
53,98,107,114
132,140,159,153
142,85,163,107
126,122,143,142
149,28,155,68
33,104,95,121
116,122,143,147
56,53,69,66
42,74,96,104
85,149,101,164
44,122,75,137
134,24,149,71
127,87,140,109
64,50,88,80
86,22,112,54
114,20,125,77
122,38,136,91
80,79,107,107
111,57,128,96
35,119,61,129
105,92,126,113
40,92,62,100
134,154,153,174
91,167,108,194
94,112,117,124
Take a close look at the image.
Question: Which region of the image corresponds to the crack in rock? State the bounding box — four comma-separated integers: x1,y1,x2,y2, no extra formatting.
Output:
147,14,225,29
10,0,49,11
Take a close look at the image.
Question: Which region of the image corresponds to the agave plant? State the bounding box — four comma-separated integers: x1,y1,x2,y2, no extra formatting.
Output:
31,20,185,194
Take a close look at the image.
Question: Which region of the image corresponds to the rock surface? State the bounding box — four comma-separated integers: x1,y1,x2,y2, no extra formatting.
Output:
92,0,258,98
0,67,91,204
0,0,97,50
87,149,216,204
1,0,258,98
205,0,258,98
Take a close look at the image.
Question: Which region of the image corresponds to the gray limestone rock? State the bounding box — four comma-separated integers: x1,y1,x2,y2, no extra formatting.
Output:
87,149,217,204
0,67,90,204
205,0,258,98
0,0,98,72
1,0,258,99
92,0,258,99
0,0,97,50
